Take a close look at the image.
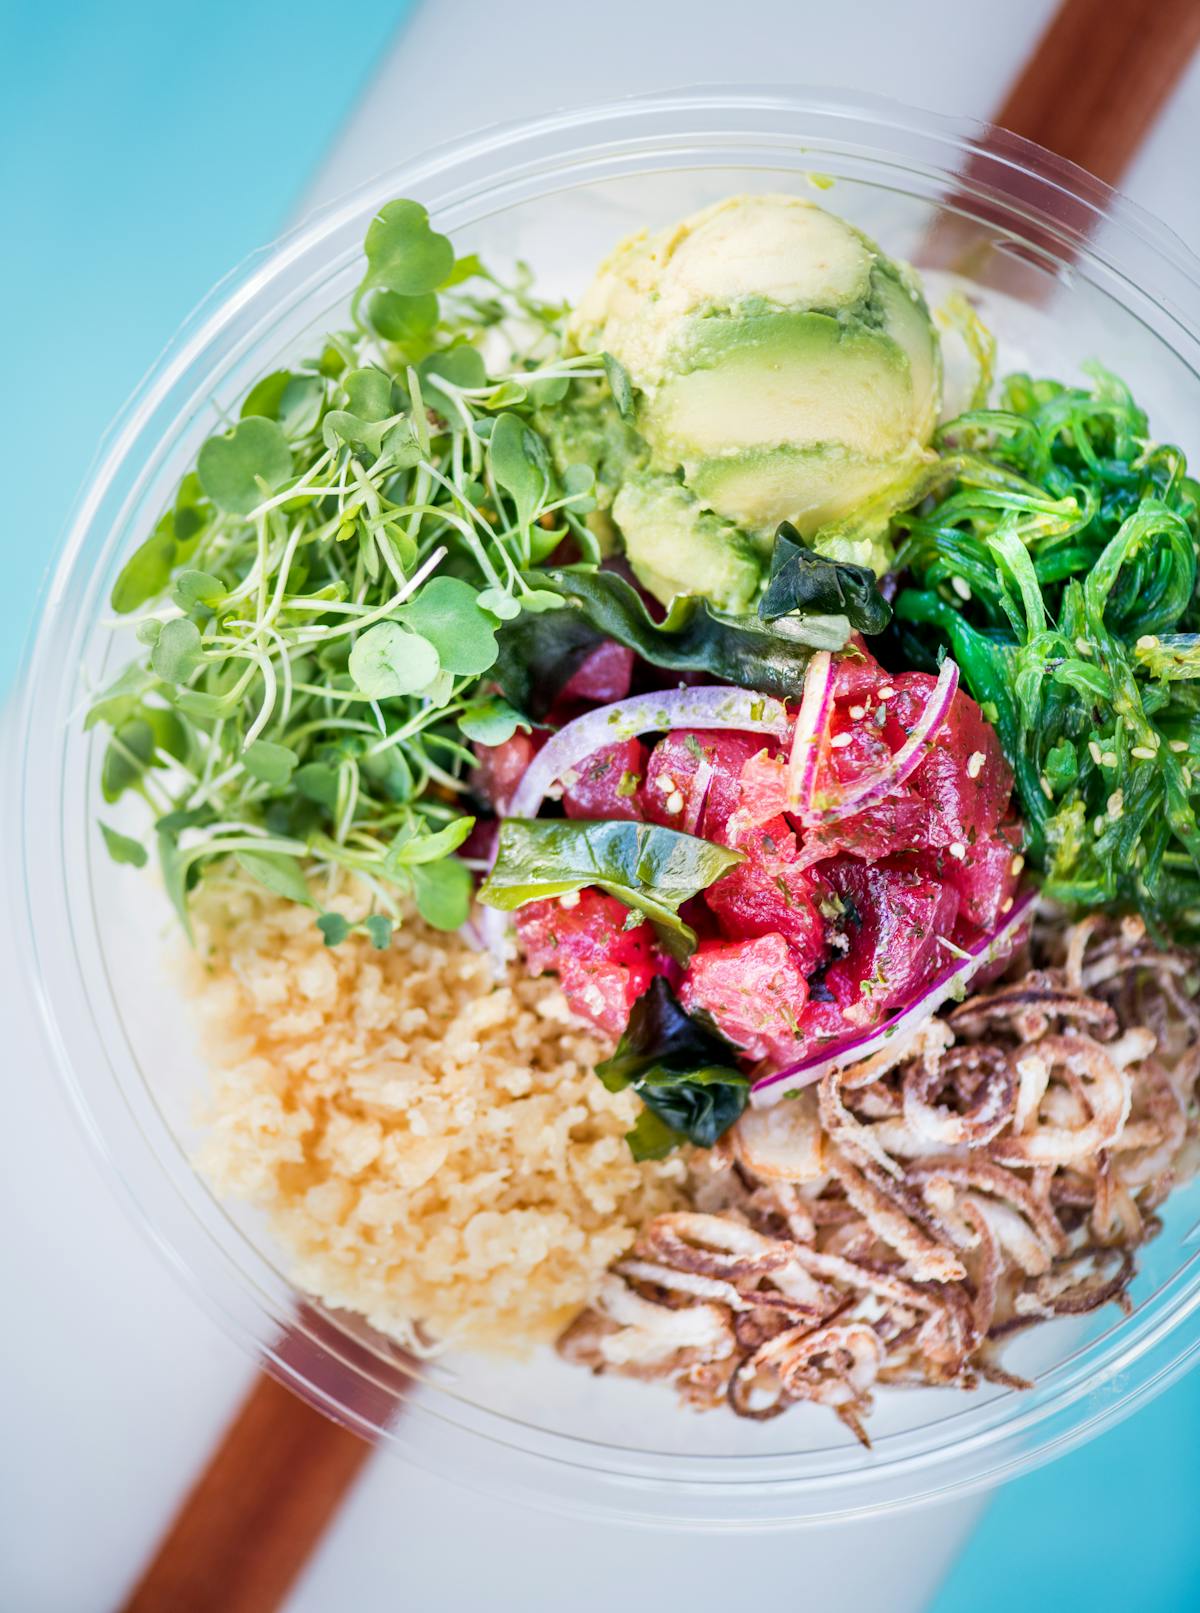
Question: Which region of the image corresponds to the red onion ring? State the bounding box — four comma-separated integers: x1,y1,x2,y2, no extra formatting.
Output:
506,686,790,822
795,657,960,827
750,888,1037,1106
467,817,511,971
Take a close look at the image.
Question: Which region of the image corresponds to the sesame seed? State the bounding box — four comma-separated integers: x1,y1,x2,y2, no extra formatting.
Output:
657,774,676,793
1040,775,1053,800
951,576,972,600
560,768,580,787
1148,732,1161,750
1107,790,1124,819
966,750,985,779
1136,634,1160,650
948,842,966,860
1184,768,1194,791
1088,741,1104,765
1010,854,1025,876
1131,746,1156,761
849,705,866,720
830,733,853,749
1102,751,1118,768
1170,740,1189,753
1000,896,1013,914
558,891,581,909
666,790,685,815
1094,816,1106,836
877,686,895,701
1075,637,1094,658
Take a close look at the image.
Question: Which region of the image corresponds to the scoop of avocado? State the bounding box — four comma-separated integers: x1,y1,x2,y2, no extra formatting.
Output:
570,193,941,561
612,473,762,612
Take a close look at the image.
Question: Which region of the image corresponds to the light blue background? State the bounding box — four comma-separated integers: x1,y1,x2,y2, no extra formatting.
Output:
2,5,1197,1608
0,0,408,689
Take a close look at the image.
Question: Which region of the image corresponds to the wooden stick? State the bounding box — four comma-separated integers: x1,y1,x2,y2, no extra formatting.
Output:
994,0,1200,187
117,1311,413,1613
116,7,1200,1612
922,0,1200,279
119,1374,372,1613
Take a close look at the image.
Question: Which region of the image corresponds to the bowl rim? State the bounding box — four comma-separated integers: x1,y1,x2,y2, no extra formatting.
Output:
12,83,1200,1527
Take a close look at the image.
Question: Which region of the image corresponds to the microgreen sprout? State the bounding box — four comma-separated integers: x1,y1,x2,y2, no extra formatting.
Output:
90,199,606,937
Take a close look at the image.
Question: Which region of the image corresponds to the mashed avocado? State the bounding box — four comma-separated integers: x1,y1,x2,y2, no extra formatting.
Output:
612,474,761,612
567,193,941,604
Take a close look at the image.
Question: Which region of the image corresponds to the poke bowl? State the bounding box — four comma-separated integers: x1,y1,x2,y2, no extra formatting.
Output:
15,87,1200,1528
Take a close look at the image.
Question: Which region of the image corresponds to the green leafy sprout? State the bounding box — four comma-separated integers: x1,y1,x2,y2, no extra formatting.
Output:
90,199,608,940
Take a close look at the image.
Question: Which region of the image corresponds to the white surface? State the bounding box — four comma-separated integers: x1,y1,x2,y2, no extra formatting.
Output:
308,0,1058,207
1126,47,1200,252
3,4,1198,1610
0,704,256,1611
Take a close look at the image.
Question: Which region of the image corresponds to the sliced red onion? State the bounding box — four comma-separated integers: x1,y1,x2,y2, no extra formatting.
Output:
682,756,715,835
797,657,960,828
506,686,790,822
468,821,513,972
478,903,515,974
786,650,834,816
750,887,1037,1106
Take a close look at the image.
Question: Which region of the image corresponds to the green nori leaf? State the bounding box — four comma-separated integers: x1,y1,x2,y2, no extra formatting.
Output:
478,817,743,960
760,522,892,634
597,978,749,1155
492,566,838,719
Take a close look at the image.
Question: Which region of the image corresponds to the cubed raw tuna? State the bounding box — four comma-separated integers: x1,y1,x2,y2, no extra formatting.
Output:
735,749,790,829
680,932,809,1063
796,653,1013,867
944,822,1022,934
820,855,960,1026
704,818,826,973
643,730,766,842
557,641,636,705
562,738,648,822
513,888,658,1036
795,794,933,871
889,672,1013,847
471,731,540,813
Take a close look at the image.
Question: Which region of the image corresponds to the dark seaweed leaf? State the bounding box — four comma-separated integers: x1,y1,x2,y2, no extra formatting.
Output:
760,522,891,633
493,566,843,718
478,817,742,960
597,977,748,1157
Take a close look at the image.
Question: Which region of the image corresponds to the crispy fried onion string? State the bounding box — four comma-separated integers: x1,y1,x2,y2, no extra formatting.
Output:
558,912,1200,1439
903,1044,1017,1147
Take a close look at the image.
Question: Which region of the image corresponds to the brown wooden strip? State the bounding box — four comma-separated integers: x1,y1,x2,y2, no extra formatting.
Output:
922,0,1200,286
117,1310,414,1613
994,0,1200,187
119,1374,371,1613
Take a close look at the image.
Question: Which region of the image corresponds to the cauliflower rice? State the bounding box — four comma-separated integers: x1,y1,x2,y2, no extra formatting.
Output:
188,882,686,1352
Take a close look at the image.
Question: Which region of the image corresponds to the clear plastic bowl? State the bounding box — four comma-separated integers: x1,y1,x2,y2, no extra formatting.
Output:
15,87,1200,1528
